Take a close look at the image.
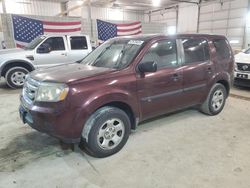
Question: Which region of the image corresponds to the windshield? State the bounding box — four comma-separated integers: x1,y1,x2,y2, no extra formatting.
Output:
25,35,46,50
81,39,144,69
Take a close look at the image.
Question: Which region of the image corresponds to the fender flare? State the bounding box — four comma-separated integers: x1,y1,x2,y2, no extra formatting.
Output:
0,59,35,76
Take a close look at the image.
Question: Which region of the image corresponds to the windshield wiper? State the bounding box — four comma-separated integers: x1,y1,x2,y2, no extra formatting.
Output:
91,44,113,66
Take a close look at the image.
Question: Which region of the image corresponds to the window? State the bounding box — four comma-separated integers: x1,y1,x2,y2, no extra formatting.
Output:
213,39,230,60
182,38,209,64
81,40,142,69
41,37,65,51
141,40,178,69
70,36,88,50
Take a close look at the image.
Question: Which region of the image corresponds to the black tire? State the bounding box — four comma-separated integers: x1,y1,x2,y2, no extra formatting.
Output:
5,67,29,89
200,83,227,116
81,106,131,158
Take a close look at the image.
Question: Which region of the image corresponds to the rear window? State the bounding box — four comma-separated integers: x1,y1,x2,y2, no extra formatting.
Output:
70,36,88,50
213,39,231,60
181,38,210,64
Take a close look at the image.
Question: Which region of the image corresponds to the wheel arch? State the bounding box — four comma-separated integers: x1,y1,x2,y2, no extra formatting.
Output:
216,79,230,97
0,60,35,77
78,92,139,142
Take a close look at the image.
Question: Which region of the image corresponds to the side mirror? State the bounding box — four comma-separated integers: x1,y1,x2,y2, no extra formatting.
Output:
37,44,51,53
138,61,157,73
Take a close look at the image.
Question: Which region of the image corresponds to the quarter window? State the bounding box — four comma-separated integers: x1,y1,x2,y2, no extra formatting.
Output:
213,39,231,60
41,37,65,51
141,40,178,69
181,38,209,64
70,36,88,50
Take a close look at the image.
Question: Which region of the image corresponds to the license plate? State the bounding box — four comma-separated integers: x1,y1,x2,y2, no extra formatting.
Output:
237,73,248,79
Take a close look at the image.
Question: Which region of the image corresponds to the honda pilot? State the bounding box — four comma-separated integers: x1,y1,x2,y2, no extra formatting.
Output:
19,34,234,158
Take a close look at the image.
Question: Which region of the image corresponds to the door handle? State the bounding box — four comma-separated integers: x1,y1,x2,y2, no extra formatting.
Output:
171,73,181,81
61,53,67,56
206,67,212,74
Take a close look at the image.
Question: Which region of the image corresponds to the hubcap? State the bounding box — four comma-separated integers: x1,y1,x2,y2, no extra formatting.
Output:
97,118,125,150
11,71,26,86
211,89,224,111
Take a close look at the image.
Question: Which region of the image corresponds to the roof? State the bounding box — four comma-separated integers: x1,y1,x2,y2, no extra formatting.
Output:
114,33,226,43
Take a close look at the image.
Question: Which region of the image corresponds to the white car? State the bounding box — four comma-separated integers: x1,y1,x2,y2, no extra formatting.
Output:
0,34,92,88
234,48,250,87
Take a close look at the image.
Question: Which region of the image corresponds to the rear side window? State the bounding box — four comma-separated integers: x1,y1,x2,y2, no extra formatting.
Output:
213,39,230,60
181,38,210,64
70,36,88,50
141,40,178,69
42,37,65,51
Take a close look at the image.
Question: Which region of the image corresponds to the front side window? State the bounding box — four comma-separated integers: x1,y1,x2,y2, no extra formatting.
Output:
70,36,88,50
181,38,209,64
213,39,230,60
141,40,178,69
40,37,65,51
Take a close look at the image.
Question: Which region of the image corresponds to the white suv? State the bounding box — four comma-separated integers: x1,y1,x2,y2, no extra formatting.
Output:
234,48,250,87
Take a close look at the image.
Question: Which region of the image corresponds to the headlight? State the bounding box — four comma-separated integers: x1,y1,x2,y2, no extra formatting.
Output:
36,82,69,102
234,63,238,71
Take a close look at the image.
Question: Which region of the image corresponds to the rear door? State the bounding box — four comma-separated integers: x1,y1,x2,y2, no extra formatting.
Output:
178,37,213,106
67,35,92,62
136,39,184,120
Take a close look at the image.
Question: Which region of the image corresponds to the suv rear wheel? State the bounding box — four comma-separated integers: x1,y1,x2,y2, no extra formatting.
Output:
5,67,29,89
200,83,227,115
82,106,131,158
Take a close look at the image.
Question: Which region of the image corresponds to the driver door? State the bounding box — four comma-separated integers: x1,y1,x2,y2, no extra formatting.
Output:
136,39,184,120
33,37,70,68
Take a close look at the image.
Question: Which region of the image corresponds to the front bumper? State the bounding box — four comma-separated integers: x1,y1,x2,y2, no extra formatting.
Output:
19,96,82,143
234,71,250,87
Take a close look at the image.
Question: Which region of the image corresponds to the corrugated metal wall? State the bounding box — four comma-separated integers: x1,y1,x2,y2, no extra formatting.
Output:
67,1,145,21
0,0,61,16
198,0,248,49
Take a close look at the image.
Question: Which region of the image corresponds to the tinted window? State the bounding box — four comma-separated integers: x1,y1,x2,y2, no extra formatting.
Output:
141,40,178,69
213,39,230,60
41,37,65,51
70,36,88,50
182,38,209,64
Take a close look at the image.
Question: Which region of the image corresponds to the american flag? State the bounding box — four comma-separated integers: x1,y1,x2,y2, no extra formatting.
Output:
97,19,142,42
12,14,81,48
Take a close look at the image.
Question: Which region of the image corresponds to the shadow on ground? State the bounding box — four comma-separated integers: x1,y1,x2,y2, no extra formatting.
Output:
0,131,73,172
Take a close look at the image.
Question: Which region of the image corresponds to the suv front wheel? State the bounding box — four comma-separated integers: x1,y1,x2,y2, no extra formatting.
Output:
6,67,29,89
200,83,227,115
82,106,131,158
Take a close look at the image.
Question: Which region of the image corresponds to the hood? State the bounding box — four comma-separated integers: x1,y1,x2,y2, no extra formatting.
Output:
30,63,115,83
0,48,24,55
235,52,250,64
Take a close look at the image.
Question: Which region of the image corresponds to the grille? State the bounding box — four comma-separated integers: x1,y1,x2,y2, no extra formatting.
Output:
23,77,40,104
237,63,250,72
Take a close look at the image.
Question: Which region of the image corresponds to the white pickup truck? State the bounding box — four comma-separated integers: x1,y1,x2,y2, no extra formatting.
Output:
0,34,92,88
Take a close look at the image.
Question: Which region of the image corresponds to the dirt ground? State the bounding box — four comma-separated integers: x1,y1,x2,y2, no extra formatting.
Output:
0,80,250,188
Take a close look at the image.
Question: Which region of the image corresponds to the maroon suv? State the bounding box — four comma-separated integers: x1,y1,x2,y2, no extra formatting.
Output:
19,34,234,158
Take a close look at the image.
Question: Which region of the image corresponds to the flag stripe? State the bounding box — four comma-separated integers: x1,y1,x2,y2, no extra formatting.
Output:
117,22,141,27
44,27,81,33
43,25,81,30
117,23,142,30
43,21,81,26
117,26,142,33
118,30,142,36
